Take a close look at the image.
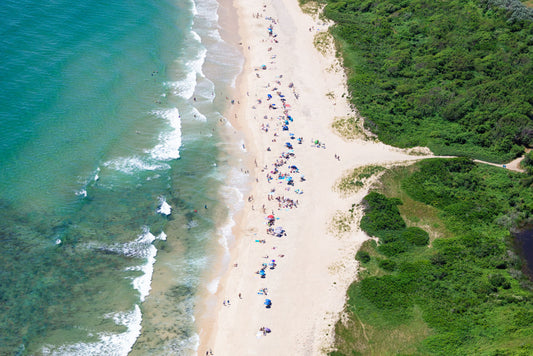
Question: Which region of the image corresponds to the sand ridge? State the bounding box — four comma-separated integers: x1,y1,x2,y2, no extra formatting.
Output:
196,0,431,354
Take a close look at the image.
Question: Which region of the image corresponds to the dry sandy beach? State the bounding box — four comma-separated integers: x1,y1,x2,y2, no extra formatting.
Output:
196,0,431,354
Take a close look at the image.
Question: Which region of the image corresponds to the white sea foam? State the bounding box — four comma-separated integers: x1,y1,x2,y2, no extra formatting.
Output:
190,0,198,16
191,106,207,122
75,167,102,198
165,70,197,100
206,28,223,42
217,166,247,250
75,189,87,197
131,243,156,302
121,227,158,302
165,30,207,100
204,166,247,297
176,334,200,355
217,215,234,253
191,30,202,45
195,0,219,25
41,305,142,356
157,196,172,216
103,156,170,174
90,227,157,303
195,76,216,102
206,278,219,294
187,44,208,84
149,108,182,161
101,108,181,174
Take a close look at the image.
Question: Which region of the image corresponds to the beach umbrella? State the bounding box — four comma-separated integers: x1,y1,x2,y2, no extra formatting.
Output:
264,299,272,306
267,214,274,219
259,270,266,276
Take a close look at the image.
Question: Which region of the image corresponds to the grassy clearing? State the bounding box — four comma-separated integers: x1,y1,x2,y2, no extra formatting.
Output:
314,31,334,55
331,116,375,142
329,209,356,237
378,166,453,242
335,165,385,196
333,295,431,356
299,0,320,16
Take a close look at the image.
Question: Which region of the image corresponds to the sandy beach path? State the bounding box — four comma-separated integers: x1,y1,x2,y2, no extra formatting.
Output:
196,0,432,354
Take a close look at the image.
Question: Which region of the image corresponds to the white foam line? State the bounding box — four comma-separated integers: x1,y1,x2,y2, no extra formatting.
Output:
157,196,172,216
150,108,182,160
41,305,142,356
103,156,170,174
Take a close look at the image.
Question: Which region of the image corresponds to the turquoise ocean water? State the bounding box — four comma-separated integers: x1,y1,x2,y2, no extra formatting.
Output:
0,0,244,354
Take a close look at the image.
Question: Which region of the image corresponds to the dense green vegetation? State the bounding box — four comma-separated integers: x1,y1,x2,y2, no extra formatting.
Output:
522,150,533,173
330,158,533,355
319,0,533,162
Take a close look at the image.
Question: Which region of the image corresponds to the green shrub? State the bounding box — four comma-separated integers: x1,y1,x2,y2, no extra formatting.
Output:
378,239,412,257
360,192,406,237
402,227,430,246
378,259,397,272
489,273,511,289
522,150,533,175
356,250,371,264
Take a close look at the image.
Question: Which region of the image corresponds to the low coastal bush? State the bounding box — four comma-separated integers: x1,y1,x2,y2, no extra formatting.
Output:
360,192,405,236
336,165,385,195
355,250,370,263
402,227,429,246
360,192,430,257
377,258,396,271
522,150,533,174
330,159,533,355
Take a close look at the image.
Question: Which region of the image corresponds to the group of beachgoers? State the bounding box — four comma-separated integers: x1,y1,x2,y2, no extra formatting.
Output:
207,6,330,354
223,9,328,344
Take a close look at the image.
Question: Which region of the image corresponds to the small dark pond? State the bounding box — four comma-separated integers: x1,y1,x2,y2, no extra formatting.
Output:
513,228,533,279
